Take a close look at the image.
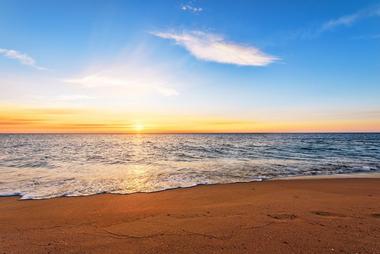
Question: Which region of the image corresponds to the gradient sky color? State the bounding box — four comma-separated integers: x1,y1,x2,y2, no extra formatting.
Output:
0,0,379,133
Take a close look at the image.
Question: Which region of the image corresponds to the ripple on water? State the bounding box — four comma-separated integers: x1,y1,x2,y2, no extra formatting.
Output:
0,133,379,199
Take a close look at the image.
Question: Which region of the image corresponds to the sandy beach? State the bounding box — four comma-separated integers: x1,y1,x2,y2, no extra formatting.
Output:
0,178,379,254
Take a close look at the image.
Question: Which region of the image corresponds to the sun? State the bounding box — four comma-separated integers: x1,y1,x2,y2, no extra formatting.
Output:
133,123,145,132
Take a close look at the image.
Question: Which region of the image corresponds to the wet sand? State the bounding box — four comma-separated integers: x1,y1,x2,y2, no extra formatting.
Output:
1,178,379,254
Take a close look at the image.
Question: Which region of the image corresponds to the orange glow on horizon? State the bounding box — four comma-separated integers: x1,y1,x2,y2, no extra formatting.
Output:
0,105,379,133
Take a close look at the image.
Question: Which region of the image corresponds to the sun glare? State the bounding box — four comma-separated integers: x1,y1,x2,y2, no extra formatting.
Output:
133,123,145,132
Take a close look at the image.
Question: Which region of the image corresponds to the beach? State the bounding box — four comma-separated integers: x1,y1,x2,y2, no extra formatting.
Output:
1,178,379,254
1,0,380,253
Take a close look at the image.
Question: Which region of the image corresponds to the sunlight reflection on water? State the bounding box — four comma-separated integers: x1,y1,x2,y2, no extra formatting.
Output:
0,133,379,199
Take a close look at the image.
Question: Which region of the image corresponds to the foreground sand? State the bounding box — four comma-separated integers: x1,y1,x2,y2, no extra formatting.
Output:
1,178,380,254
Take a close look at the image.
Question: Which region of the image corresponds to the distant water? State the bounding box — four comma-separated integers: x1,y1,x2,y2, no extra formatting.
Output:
0,133,379,199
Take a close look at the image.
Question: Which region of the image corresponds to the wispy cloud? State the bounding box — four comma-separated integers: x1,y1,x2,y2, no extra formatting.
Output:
287,5,380,40
0,48,47,70
321,14,360,31
321,5,380,31
152,31,279,66
181,4,203,13
64,65,179,97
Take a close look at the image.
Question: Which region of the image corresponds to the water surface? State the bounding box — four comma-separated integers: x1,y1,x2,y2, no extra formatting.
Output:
0,133,379,199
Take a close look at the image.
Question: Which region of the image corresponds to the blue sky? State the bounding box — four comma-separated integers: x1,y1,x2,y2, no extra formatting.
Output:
0,0,379,132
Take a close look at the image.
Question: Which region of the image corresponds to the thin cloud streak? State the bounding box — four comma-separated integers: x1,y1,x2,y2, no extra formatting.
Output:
290,5,380,40
321,5,380,31
321,14,360,31
181,4,203,13
152,31,279,66
0,48,47,70
64,68,179,97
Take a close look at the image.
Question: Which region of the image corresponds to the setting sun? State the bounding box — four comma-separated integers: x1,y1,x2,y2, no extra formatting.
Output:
133,122,145,132
0,1,380,253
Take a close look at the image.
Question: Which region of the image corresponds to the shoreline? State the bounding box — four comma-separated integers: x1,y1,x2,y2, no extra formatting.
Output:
274,171,380,180
2,172,380,201
1,177,379,253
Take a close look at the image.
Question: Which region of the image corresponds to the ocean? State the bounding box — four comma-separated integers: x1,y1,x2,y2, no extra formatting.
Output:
0,133,379,199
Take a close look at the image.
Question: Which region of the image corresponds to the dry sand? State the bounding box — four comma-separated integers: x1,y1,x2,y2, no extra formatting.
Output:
1,178,380,254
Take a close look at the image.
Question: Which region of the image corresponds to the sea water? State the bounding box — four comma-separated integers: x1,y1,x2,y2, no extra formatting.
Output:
0,133,379,199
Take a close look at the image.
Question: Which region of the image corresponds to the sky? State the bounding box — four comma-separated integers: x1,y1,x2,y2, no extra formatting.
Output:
0,0,379,133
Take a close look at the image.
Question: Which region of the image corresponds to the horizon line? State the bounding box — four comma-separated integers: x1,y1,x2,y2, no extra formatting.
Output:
0,132,379,135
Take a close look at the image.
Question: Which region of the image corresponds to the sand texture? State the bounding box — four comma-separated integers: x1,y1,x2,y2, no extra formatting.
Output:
1,178,380,254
